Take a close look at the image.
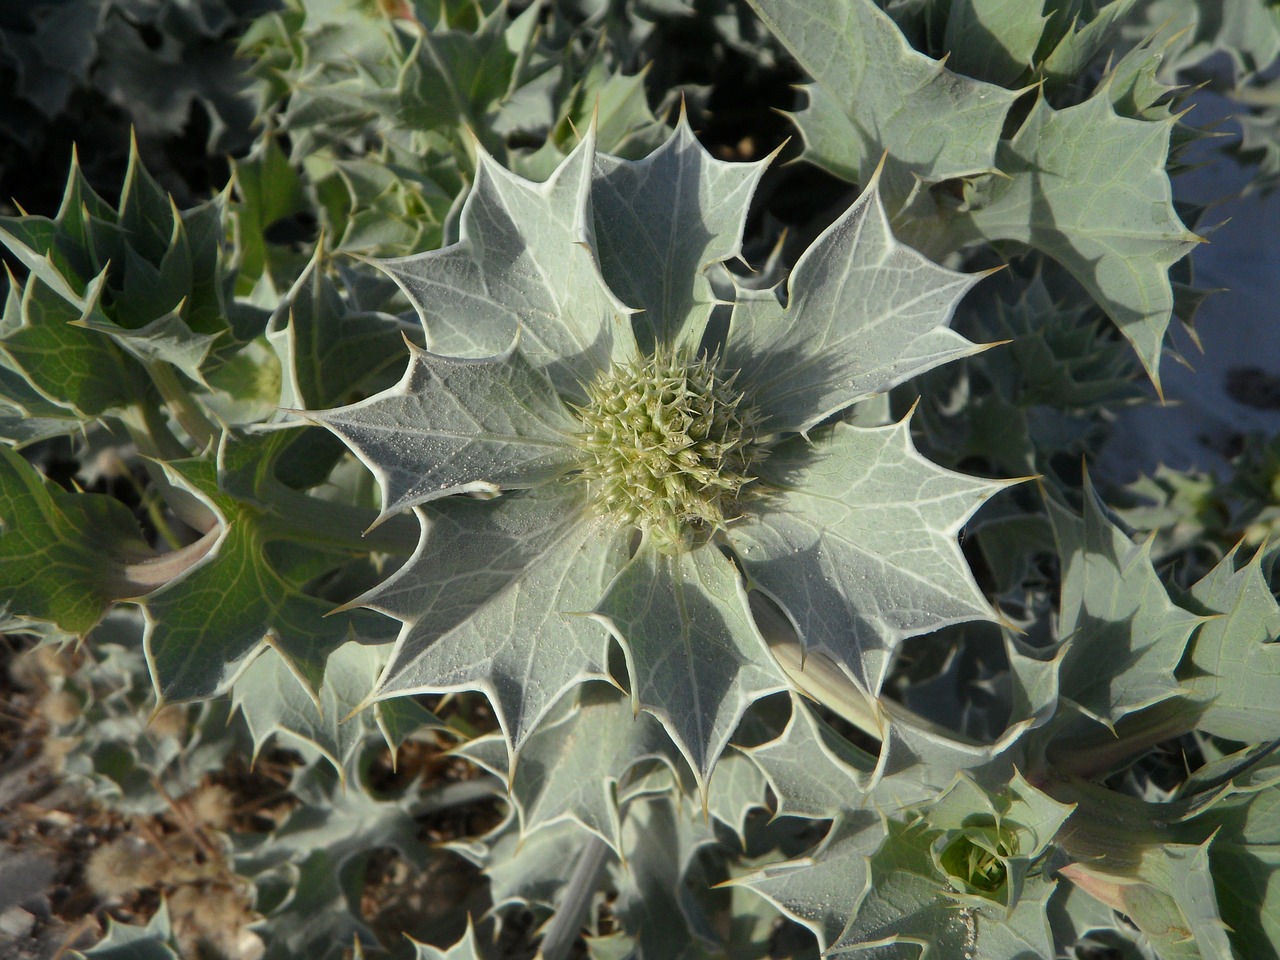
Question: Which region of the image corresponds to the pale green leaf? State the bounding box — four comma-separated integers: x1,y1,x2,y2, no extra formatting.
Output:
1047,478,1202,725
591,113,771,352
1063,840,1235,960
74,307,222,384
310,340,580,521
73,901,179,960
375,132,635,397
744,694,878,822
455,682,679,855
1182,545,1280,741
735,812,887,951
482,817,594,914
952,91,1199,390
744,0,1019,193
366,487,628,753
706,745,771,840
1040,0,1142,89
233,642,443,779
593,537,788,788
943,0,1050,86
725,176,984,434
732,419,1007,695
610,794,723,960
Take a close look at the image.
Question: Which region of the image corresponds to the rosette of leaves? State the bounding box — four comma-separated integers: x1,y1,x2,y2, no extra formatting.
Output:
305,115,1015,790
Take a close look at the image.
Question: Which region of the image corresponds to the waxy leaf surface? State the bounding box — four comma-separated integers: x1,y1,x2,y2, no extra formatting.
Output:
733,420,1007,695
1047,479,1202,726
374,133,632,396
591,115,770,352
365,488,628,753
310,342,580,521
594,538,789,789
744,0,1018,195
724,175,983,434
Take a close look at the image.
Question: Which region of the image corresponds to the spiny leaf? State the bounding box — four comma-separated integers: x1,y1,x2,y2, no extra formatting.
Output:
309,341,581,523
593,537,789,790
949,90,1200,391
724,173,985,434
266,245,406,412
744,694,879,822
1180,544,1280,741
942,0,1051,87
734,811,887,952
610,794,723,960
591,112,771,352
1039,0,1142,90
1,274,139,418
374,131,634,397
233,641,443,780
1062,840,1235,960
732,419,1009,696
142,430,382,702
364,488,629,754
744,0,1019,197
455,682,679,855
408,922,486,960
1046,477,1203,727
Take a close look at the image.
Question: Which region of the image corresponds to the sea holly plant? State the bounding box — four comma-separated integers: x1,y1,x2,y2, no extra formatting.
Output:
304,115,1012,789
3,1,1280,958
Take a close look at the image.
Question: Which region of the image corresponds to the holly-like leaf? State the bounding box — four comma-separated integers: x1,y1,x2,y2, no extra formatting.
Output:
949,91,1200,391
609,793,724,960
73,901,179,960
1046,478,1203,727
374,132,634,396
309,341,581,522
1,274,139,418
734,811,887,952
364,488,628,754
312,120,1002,790
233,641,443,780
705,744,771,841
590,112,771,352
1061,840,1236,960
1180,545,1280,741
455,682,680,854
0,446,154,635
1121,0,1280,79
724,172,985,434
266,246,406,412
593,537,789,790
942,0,1050,87
236,764,434,960
733,419,1010,696
744,694,879,822
744,0,1019,195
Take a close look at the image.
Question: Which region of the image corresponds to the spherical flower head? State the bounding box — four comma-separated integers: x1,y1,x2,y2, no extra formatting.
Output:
570,346,764,551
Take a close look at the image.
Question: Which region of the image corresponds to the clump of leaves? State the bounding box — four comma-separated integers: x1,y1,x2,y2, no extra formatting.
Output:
305,115,1011,789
